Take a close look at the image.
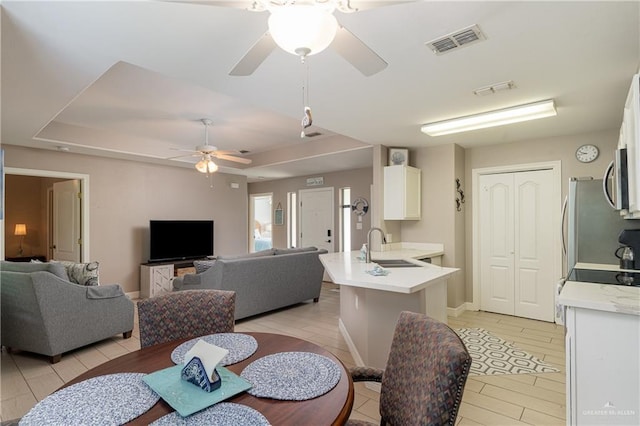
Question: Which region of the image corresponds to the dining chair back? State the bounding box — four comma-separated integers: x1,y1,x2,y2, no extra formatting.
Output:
348,311,471,426
137,289,235,348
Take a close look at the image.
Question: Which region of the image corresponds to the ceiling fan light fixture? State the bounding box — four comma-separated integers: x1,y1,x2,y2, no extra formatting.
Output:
268,5,338,56
195,155,218,174
421,99,557,136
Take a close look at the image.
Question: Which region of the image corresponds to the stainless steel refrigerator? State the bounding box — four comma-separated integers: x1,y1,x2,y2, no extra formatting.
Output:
556,177,640,323
565,177,640,271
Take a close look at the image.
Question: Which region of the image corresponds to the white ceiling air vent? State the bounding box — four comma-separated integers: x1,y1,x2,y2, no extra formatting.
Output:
425,24,486,55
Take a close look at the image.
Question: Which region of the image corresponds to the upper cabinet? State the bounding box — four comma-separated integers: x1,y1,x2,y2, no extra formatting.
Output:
621,74,640,219
384,165,421,220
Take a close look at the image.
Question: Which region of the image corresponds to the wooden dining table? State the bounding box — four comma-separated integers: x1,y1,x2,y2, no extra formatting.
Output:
62,332,354,425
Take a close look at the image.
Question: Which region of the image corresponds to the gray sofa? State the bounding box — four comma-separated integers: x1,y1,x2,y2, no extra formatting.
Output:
172,247,328,320
1,262,134,363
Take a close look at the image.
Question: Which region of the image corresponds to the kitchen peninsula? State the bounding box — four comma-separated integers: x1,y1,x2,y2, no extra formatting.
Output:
320,246,458,370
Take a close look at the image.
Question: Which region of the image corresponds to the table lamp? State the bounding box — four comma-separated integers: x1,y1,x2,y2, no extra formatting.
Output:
14,223,27,256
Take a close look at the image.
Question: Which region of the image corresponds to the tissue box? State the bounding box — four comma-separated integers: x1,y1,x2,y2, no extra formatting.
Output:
181,356,222,393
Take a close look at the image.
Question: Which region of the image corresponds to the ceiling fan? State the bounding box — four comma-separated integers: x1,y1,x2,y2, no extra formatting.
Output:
168,0,404,76
170,119,252,175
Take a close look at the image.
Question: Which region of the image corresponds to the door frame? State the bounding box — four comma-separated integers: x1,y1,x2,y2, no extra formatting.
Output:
3,167,90,261
471,160,561,311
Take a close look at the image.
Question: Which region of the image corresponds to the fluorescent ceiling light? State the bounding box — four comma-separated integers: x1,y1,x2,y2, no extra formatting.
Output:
421,99,557,136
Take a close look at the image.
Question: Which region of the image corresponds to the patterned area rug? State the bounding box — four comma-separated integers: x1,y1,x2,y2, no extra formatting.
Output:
455,328,560,376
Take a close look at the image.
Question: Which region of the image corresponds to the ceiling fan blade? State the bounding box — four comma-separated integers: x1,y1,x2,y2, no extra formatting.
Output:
229,32,277,76
215,153,253,164
160,0,250,9
166,153,199,160
331,25,387,76
345,0,415,11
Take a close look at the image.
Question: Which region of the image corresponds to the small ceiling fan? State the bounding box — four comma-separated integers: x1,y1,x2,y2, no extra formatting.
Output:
167,0,405,76
170,119,252,175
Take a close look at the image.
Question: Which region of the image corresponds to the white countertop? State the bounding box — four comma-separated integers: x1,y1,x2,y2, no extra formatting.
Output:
376,242,444,259
559,262,640,316
320,250,458,294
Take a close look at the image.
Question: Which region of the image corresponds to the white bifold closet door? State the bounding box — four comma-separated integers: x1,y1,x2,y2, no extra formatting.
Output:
479,169,555,322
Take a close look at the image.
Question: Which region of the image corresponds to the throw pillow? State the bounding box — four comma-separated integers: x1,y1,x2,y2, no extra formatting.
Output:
1,260,70,280
52,260,100,286
193,260,216,274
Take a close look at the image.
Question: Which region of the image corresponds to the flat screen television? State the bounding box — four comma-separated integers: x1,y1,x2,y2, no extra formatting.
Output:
149,220,214,262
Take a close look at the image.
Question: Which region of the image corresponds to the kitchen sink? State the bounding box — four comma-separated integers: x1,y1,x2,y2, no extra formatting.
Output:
372,259,422,268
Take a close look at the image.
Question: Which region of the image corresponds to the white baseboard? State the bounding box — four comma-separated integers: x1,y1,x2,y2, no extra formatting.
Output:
338,319,381,393
447,302,474,318
338,318,364,367
126,291,140,300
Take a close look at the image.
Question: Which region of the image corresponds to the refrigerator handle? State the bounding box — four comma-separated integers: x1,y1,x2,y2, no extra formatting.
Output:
602,160,616,209
561,195,568,258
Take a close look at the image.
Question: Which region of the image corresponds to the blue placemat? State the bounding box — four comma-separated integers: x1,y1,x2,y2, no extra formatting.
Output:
20,373,159,426
240,351,341,400
171,333,258,366
143,365,252,417
150,402,269,425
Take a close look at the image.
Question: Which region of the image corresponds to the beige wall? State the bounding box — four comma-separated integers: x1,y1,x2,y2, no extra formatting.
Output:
396,144,467,308
3,145,248,293
248,167,373,251
2,128,620,304
463,128,619,304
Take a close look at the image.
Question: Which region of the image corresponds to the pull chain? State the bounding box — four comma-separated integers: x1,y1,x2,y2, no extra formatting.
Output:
301,56,312,138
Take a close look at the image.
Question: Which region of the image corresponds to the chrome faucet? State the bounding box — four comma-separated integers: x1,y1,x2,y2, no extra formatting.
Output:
366,227,387,263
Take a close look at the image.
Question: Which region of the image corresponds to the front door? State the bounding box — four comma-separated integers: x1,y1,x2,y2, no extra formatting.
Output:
52,180,81,262
299,187,334,253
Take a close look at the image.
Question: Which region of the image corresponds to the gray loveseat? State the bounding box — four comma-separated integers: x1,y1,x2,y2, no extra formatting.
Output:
1,261,134,363
172,247,328,320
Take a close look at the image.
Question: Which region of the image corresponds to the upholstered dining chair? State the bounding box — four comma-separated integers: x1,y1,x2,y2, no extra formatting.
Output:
137,289,236,348
347,311,471,426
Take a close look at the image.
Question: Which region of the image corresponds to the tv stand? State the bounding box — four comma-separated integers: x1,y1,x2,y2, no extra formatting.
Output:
140,258,213,298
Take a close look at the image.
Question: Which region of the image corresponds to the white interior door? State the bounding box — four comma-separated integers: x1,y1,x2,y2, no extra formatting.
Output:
480,173,515,315
479,170,555,321
299,187,334,253
513,170,555,321
53,180,81,261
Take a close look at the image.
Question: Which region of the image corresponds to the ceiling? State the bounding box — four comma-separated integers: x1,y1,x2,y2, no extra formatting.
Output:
2,1,638,182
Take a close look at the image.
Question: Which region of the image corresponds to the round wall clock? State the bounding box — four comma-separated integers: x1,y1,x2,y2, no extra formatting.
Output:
575,144,599,163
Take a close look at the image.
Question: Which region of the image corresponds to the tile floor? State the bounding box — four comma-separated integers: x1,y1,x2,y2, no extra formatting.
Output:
1,283,566,424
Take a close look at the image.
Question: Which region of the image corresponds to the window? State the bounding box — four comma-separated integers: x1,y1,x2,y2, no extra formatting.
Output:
339,187,351,252
287,192,297,248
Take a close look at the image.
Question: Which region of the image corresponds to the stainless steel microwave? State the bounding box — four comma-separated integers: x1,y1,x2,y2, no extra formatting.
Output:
603,147,629,210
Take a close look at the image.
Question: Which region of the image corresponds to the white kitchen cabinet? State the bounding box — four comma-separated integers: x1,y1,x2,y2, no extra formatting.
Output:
621,73,640,219
565,306,640,425
140,263,174,298
384,165,421,220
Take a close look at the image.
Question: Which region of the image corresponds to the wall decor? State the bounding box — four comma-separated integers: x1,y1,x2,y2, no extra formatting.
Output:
388,148,409,166
351,197,369,216
306,177,324,186
455,178,465,212
274,202,284,226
